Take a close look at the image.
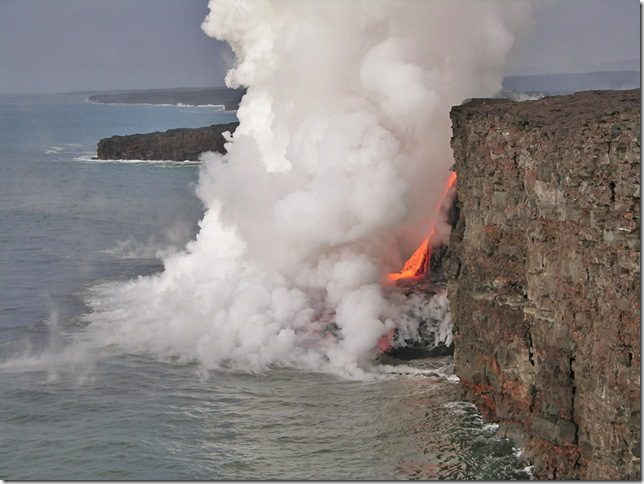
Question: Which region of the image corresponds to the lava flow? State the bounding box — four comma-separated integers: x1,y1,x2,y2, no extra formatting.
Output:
385,171,457,284
385,233,432,282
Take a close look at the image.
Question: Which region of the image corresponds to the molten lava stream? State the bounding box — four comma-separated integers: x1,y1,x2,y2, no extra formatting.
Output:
385,171,457,284
385,231,433,283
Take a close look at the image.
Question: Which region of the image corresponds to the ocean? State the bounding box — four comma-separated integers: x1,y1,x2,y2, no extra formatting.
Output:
0,93,530,480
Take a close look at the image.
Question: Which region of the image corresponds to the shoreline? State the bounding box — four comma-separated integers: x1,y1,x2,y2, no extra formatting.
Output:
84,97,234,110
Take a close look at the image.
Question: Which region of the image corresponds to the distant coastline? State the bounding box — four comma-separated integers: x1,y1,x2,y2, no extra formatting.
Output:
500,69,639,96
87,86,246,110
85,99,229,110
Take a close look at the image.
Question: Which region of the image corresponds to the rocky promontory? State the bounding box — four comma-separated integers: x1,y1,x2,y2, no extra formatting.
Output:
447,89,640,479
96,123,238,161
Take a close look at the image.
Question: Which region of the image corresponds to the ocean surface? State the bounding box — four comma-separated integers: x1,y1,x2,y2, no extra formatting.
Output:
0,93,530,480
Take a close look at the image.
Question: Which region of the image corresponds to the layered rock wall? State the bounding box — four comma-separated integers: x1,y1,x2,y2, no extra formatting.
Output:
447,89,640,479
97,123,238,161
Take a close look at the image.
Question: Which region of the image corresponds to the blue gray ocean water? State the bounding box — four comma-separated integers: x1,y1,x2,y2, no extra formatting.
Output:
0,93,530,480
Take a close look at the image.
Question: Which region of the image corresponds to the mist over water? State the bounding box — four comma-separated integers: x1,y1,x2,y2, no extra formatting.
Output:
0,1,533,477
82,0,531,376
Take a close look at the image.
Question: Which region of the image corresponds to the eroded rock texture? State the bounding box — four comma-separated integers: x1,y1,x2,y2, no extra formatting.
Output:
97,123,238,161
447,89,640,479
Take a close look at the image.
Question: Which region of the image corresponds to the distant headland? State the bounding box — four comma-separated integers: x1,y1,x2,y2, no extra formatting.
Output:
87,86,246,110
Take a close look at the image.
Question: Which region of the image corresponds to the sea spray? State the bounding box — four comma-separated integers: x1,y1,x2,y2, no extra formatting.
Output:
82,0,531,376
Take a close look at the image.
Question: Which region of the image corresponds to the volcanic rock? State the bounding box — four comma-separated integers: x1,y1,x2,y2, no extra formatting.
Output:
96,123,239,161
447,89,640,479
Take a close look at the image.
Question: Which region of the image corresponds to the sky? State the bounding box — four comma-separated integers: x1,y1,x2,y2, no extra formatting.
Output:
0,0,232,93
507,0,640,75
0,0,640,94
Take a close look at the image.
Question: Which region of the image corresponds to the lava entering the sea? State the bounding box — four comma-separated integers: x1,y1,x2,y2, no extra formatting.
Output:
385,171,457,284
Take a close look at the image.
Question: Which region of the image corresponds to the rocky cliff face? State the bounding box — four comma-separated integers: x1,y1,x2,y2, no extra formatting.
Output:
97,123,238,161
447,89,640,479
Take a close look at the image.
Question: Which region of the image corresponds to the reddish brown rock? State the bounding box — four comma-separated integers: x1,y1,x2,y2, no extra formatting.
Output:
447,89,640,480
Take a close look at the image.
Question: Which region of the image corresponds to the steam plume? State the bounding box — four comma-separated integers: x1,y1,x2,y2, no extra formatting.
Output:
85,0,530,376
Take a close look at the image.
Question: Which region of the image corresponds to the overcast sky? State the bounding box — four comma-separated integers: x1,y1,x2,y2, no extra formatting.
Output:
507,0,640,75
0,0,639,94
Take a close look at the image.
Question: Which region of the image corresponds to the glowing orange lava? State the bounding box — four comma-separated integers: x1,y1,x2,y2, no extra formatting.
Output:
445,171,457,191
385,171,457,284
377,328,396,352
385,233,432,282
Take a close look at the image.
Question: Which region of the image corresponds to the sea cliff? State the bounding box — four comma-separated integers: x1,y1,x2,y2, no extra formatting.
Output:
97,123,238,161
446,89,640,479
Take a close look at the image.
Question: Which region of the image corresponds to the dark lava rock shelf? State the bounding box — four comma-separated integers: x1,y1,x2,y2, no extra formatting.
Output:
97,123,238,162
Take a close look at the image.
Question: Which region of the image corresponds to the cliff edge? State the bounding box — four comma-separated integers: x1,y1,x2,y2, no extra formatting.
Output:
447,89,640,479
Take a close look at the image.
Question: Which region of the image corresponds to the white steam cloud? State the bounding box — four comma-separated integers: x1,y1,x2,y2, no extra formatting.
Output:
83,0,530,376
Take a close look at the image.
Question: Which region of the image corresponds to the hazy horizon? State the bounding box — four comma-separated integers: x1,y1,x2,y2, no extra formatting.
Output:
0,0,640,95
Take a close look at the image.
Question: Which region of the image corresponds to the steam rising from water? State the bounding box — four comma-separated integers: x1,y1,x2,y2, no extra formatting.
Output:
84,0,530,376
